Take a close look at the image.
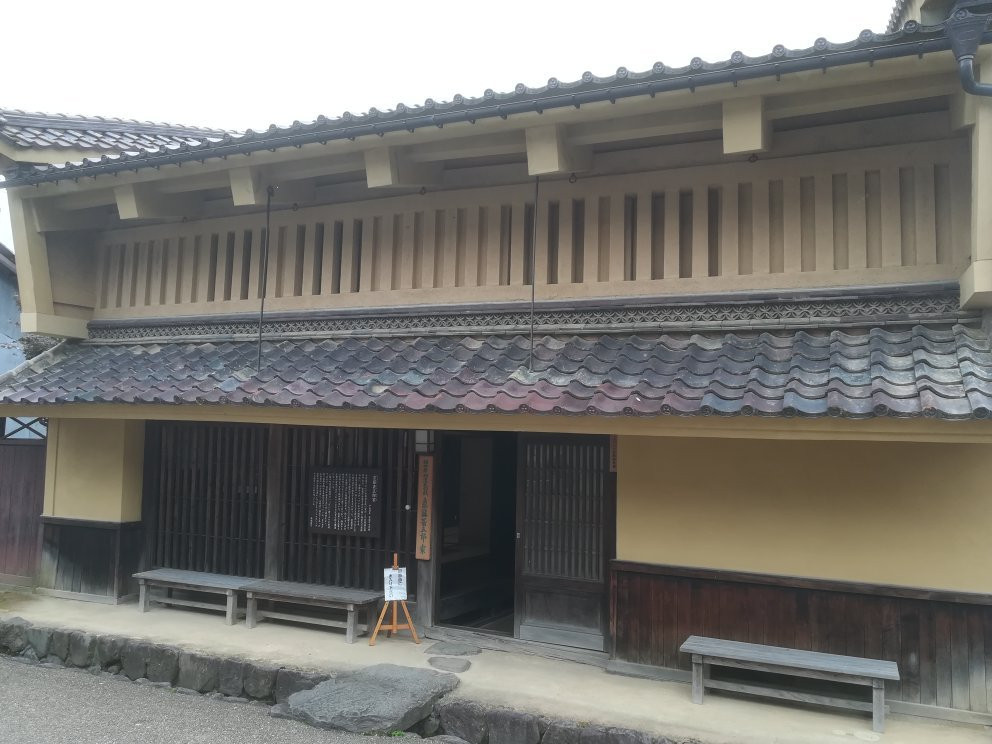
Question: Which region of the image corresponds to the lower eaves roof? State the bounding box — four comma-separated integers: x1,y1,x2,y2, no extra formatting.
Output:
1,325,990,419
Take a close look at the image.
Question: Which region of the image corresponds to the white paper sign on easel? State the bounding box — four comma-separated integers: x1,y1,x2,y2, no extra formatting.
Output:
384,567,408,601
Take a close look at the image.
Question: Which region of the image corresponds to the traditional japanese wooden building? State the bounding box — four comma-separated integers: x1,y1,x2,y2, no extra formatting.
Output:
2,0,992,725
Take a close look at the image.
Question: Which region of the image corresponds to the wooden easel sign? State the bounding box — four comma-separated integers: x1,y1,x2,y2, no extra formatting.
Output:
369,553,420,645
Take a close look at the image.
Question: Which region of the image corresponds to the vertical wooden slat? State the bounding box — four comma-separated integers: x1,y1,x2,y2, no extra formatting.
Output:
608,194,626,281
400,211,416,289
378,213,395,291
915,164,938,265
510,200,527,285
782,176,802,274
442,208,459,288
814,173,835,272
300,224,316,296
634,191,653,281
847,171,869,269
881,167,903,267
338,219,356,295
752,180,770,275
533,200,549,285
583,196,600,283
359,217,375,292
720,184,739,277
691,186,709,278
557,199,574,284
422,209,439,290
134,242,150,308
663,189,680,279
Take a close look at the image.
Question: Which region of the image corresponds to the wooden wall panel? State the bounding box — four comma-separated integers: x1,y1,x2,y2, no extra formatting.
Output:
93,139,969,318
0,441,46,581
611,563,992,714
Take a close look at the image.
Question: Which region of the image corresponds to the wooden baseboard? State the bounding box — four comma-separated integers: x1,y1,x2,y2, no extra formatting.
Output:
34,588,137,605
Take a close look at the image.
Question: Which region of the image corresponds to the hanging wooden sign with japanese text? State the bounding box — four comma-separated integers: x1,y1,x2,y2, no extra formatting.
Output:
309,468,382,537
384,566,408,601
609,435,618,473
415,454,434,561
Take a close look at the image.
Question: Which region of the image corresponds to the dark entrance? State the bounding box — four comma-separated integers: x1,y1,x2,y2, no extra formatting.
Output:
437,432,517,632
438,432,614,652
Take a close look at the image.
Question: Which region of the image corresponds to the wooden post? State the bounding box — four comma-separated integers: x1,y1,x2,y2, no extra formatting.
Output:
691,654,704,704
872,679,885,733
415,452,438,629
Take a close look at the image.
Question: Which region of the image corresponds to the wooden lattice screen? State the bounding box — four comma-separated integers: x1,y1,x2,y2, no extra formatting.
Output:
148,422,268,578
277,425,417,590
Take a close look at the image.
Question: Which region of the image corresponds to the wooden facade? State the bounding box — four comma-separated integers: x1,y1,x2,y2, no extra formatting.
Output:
90,138,969,320
611,562,992,718
142,421,418,592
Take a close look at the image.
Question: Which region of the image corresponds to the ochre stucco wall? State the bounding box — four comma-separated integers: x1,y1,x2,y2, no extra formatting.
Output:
44,418,144,522
617,436,992,593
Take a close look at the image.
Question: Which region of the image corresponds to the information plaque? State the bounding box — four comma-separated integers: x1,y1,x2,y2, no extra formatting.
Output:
309,468,382,537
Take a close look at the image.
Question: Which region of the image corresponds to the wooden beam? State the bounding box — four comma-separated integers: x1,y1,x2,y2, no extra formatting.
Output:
7,196,54,318
364,146,441,188
568,105,723,147
525,124,590,176
114,183,200,220
31,201,111,232
961,94,992,308
229,166,263,206
723,97,769,155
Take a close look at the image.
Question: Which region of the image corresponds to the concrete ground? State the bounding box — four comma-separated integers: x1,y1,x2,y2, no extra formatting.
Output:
2,590,990,744
0,655,381,744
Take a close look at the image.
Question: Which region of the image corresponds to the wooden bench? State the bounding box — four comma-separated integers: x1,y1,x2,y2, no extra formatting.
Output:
135,569,250,625
242,579,381,643
679,636,900,733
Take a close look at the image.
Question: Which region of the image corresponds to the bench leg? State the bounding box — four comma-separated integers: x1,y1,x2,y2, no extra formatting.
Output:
225,590,236,626
346,608,357,644
139,581,149,612
691,654,705,704
872,679,885,733
246,593,257,629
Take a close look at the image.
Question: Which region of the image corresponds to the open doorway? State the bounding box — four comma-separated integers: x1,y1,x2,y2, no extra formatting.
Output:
437,432,517,634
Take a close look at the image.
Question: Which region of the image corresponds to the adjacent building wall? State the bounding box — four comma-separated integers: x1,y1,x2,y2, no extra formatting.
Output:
44,418,145,522
617,435,992,593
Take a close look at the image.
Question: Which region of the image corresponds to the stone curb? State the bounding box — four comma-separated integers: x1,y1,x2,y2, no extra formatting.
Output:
0,615,327,704
0,615,692,743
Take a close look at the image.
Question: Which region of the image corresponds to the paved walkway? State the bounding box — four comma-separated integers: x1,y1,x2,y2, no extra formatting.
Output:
0,656,380,744
2,591,990,744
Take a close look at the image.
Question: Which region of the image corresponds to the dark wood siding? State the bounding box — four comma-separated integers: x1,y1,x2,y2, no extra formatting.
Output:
144,422,417,592
278,425,417,591
37,518,143,599
147,422,268,578
611,561,992,715
0,440,46,583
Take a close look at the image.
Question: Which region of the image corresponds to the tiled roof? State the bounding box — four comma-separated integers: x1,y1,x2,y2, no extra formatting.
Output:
2,325,991,419
0,109,233,156
888,0,912,32
4,19,985,187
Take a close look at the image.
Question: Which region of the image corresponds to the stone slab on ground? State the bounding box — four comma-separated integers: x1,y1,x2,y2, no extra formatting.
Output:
427,737,472,744
429,657,471,673
426,642,481,656
280,663,459,734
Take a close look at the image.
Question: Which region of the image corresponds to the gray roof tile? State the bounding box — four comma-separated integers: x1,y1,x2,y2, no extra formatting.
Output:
1,325,991,420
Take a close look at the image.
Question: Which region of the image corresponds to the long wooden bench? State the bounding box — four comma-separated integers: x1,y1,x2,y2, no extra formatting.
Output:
135,569,250,625
679,636,900,733
243,579,381,643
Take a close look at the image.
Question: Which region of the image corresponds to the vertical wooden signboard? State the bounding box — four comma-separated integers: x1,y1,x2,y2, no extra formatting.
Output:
415,454,434,561
609,435,618,473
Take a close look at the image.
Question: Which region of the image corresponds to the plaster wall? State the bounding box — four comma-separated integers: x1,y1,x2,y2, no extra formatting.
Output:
616,435,992,593
43,418,145,522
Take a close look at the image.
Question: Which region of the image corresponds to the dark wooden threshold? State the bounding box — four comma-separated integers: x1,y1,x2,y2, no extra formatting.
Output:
426,625,609,668
611,560,992,607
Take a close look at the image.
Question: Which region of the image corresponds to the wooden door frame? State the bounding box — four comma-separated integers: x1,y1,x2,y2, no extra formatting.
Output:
513,433,617,650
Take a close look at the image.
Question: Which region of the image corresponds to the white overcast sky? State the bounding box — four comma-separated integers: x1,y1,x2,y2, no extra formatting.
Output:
0,0,897,247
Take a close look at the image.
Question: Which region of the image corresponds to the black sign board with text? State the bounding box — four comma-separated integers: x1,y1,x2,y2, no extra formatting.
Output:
309,468,382,537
